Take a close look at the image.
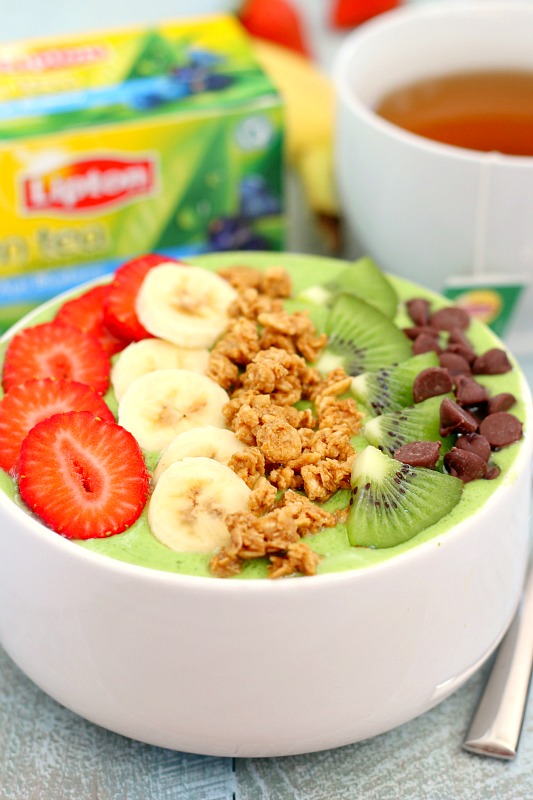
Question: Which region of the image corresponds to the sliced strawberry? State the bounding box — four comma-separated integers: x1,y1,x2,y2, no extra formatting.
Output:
2,322,110,395
0,378,115,475
104,253,179,342
19,410,149,539
55,284,128,356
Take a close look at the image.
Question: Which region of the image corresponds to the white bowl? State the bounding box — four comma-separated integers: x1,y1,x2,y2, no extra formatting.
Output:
0,252,531,757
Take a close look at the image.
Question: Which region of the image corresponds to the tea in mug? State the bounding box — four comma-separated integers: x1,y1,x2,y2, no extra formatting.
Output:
375,70,533,156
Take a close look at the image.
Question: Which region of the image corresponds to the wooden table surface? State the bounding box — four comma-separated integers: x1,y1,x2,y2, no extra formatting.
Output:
2,638,533,800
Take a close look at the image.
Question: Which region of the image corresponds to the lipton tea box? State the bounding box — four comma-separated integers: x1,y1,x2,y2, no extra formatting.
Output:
0,15,284,331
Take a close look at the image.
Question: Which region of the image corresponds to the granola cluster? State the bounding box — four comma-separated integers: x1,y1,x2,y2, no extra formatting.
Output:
209,490,336,579
207,265,363,579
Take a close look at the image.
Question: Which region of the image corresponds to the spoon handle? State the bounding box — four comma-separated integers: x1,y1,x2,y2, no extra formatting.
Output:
463,562,533,759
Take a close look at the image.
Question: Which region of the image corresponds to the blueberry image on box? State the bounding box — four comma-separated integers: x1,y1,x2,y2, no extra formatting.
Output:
187,49,224,68
239,175,282,219
208,217,270,251
128,42,234,111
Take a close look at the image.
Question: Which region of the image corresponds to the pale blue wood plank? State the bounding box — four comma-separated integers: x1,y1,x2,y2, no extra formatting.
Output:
234,661,533,800
0,647,234,800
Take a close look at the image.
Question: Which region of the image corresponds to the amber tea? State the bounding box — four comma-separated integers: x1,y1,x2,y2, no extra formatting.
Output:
375,70,533,156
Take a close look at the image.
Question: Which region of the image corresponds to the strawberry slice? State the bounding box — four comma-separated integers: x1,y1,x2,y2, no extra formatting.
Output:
55,284,128,356
2,322,110,395
0,378,115,475
104,253,179,342
19,410,150,539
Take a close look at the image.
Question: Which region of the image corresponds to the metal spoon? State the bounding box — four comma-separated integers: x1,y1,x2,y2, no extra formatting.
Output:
463,561,533,759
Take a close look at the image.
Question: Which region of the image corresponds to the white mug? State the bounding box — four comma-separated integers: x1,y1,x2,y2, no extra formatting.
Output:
333,1,533,359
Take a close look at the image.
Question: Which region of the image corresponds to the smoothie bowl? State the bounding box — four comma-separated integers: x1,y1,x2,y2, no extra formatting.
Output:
0,251,531,757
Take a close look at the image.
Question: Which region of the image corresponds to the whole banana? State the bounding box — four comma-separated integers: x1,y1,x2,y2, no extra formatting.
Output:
251,38,339,221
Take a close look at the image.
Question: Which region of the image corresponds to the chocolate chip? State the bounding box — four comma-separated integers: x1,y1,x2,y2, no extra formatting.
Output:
406,298,431,327
487,393,516,414
485,465,501,481
413,367,453,403
454,375,489,407
478,412,523,448
445,342,477,364
429,306,470,332
440,398,479,436
438,351,471,376
394,440,441,469
444,448,488,483
454,433,491,462
448,327,474,349
413,332,442,355
472,348,512,375
404,325,441,341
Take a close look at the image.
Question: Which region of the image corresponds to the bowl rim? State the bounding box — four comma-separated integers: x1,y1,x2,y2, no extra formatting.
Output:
1,251,532,593
332,0,533,166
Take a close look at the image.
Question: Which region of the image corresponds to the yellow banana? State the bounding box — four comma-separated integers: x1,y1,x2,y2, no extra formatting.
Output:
251,38,340,219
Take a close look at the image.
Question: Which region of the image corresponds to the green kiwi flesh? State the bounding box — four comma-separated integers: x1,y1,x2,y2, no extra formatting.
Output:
297,257,399,317
363,395,455,457
316,293,412,377
351,352,439,415
347,446,463,548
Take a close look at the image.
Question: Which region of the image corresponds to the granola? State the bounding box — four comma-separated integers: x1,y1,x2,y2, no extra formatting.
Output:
206,264,362,579
210,491,336,578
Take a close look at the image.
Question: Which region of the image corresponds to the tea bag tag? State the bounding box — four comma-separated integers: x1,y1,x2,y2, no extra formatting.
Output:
443,275,527,338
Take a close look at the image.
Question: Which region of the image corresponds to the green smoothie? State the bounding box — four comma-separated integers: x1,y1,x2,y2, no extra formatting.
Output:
0,252,528,579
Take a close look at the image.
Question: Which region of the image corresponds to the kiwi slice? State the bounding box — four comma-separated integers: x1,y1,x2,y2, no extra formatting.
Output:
316,293,412,377
298,257,399,317
364,395,454,456
347,445,463,548
351,352,439,415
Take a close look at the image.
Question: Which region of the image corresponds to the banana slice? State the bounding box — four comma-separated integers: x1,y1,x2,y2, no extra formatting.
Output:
148,456,251,554
153,425,247,484
136,263,237,348
118,368,229,452
111,338,210,401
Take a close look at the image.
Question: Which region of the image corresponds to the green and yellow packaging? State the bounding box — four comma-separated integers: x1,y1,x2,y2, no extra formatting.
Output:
0,15,284,331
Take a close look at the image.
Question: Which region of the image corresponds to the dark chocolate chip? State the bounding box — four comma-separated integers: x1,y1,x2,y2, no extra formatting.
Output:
448,327,474,349
487,393,516,414
404,325,441,341
413,332,442,356
406,298,431,327
454,375,489,407
413,367,453,403
478,412,523,448
485,465,501,481
438,351,471,376
472,348,512,375
454,433,491,463
444,448,488,483
394,440,441,469
440,397,479,436
445,342,477,364
429,306,470,332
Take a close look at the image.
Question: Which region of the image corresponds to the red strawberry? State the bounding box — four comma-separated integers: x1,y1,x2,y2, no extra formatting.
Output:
104,253,178,342
2,322,110,395
0,378,115,475
331,0,401,28
19,410,149,539
240,0,309,56
55,284,128,356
